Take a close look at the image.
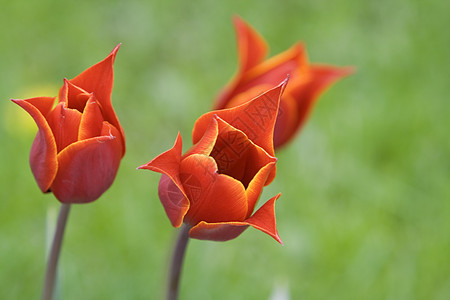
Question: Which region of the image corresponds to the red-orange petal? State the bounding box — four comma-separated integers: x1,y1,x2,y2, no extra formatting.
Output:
183,116,218,158
277,65,354,149
51,122,122,203
68,44,125,154
189,194,282,244
11,97,58,192
273,93,299,149
245,193,282,244
189,221,249,242
78,95,104,141
215,43,306,111
245,161,276,218
214,17,269,110
223,83,274,109
181,154,248,225
157,174,190,227
239,43,307,94
58,79,91,110
46,102,82,152
233,15,268,73
138,133,190,227
193,78,287,158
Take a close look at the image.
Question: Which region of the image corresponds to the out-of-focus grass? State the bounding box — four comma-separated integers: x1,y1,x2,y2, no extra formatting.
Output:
1,0,449,299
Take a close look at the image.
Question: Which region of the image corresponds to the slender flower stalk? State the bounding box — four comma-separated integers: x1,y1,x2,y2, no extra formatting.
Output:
167,225,191,300
42,203,71,300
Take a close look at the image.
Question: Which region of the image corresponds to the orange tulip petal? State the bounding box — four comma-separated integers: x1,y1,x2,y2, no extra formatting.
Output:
58,79,91,110
245,161,276,217
245,193,282,244
46,102,82,152
138,133,184,191
224,84,274,108
78,95,104,141
273,93,299,148
233,15,268,73
68,44,125,153
216,43,306,111
157,174,190,227
214,16,269,110
281,65,354,149
290,65,354,106
51,122,122,203
189,221,249,242
11,97,58,192
239,43,307,93
17,96,55,116
189,194,282,244
193,78,287,157
183,116,218,158
181,154,247,225
138,133,190,227
68,44,117,112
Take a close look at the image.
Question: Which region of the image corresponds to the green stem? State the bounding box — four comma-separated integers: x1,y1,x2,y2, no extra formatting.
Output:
42,203,71,300
167,224,191,300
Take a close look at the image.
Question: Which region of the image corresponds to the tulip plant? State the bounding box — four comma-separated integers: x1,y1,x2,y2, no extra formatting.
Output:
12,16,352,300
12,45,125,300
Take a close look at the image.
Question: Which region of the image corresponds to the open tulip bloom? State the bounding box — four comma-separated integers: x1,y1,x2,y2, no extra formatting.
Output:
139,78,287,299
214,16,354,149
12,45,124,300
139,79,287,243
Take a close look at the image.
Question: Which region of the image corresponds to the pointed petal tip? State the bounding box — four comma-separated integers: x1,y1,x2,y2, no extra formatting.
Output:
273,193,283,245
136,162,151,170
274,75,290,101
282,74,290,88
276,235,284,245
315,64,356,78
137,132,183,172
232,14,244,25
341,65,357,76
112,43,122,54
293,41,306,49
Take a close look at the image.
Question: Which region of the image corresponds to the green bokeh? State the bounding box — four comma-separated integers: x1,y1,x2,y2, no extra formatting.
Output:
1,0,448,299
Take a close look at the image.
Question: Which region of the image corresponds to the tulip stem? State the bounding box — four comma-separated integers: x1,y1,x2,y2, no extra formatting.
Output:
167,224,191,300
42,203,71,300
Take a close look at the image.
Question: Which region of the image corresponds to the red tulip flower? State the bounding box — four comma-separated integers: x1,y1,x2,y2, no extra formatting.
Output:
214,16,354,149
139,79,288,244
12,45,125,204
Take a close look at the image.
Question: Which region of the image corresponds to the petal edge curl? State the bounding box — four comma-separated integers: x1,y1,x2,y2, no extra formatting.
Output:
138,133,189,227
189,193,282,244
11,97,58,192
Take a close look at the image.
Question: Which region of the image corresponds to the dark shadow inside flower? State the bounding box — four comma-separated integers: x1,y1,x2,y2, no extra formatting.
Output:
209,118,275,188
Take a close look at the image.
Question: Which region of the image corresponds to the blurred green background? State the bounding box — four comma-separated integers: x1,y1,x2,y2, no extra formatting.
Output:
1,0,448,299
